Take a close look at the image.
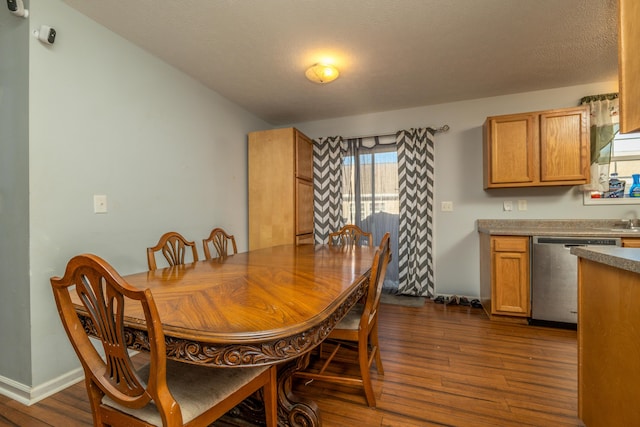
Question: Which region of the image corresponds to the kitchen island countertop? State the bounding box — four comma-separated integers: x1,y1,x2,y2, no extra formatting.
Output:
570,245,640,275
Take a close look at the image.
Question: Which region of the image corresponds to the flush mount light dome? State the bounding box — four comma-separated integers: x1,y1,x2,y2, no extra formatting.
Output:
305,63,340,84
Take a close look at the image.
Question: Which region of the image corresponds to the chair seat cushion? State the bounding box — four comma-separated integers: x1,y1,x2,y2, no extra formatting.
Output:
336,303,364,331
103,359,270,425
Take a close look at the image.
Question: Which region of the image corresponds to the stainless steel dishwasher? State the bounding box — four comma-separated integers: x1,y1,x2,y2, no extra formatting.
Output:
531,236,621,326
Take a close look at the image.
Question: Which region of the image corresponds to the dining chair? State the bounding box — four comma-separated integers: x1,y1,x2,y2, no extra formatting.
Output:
203,227,238,260
328,224,373,247
50,253,277,427
295,232,391,407
147,231,199,270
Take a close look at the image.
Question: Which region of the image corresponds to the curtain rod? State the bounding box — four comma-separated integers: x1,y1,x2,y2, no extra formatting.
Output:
344,124,450,140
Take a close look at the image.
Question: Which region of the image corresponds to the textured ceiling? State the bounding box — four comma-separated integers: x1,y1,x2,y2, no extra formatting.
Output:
62,0,619,125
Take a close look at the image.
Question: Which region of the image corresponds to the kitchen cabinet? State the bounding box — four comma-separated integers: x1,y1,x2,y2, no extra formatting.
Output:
483,106,590,189
248,127,314,250
621,237,640,248
479,234,530,321
618,0,640,134
575,254,640,426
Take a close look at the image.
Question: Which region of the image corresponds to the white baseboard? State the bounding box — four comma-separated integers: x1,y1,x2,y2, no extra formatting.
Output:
0,367,84,406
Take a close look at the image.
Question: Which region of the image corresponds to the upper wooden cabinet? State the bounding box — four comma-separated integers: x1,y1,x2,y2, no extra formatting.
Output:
483,106,590,189
618,0,640,134
248,128,314,250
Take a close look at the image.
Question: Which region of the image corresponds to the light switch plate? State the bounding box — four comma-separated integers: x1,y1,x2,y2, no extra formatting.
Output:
93,194,107,214
441,201,453,211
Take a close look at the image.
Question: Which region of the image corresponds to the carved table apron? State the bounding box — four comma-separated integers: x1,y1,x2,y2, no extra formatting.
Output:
74,244,375,426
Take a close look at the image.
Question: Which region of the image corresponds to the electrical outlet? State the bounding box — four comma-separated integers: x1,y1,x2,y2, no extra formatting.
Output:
503,201,513,211
93,195,108,214
441,201,453,212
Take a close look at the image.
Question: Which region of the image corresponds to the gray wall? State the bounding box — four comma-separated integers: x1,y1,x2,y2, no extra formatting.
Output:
0,0,31,387
0,0,270,402
293,80,629,298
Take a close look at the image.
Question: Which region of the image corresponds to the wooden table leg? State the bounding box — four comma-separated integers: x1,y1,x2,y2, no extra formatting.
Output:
217,353,321,426
276,352,321,426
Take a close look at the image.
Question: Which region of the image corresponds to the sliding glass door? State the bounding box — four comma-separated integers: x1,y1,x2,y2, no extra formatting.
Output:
342,138,399,292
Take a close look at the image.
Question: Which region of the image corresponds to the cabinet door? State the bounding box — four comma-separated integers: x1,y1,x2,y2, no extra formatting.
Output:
296,179,314,235
539,107,589,183
484,113,537,187
248,128,296,250
492,236,530,316
296,131,314,181
619,0,640,134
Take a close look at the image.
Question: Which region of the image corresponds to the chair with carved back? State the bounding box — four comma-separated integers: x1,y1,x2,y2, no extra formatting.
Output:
328,224,373,247
203,228,238,260
147,231,199,270
295,232,391,407
50,253,277,427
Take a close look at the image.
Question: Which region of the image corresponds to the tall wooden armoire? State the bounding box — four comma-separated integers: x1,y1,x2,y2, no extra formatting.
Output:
248,127,314,250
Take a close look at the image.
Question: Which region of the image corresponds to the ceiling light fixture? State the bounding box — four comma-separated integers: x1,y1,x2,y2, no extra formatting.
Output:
305,63,340,84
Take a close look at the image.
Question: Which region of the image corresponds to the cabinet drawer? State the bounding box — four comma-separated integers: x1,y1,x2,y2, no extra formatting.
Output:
492,236,529,252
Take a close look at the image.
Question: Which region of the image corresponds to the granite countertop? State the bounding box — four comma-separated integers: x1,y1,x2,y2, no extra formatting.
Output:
476,219,640,237
570,246,640,275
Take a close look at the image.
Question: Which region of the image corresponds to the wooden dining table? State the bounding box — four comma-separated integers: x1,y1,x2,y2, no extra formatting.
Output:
74,243,376,427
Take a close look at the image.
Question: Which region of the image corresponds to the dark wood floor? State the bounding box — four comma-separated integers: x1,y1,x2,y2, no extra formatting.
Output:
0,301,583,427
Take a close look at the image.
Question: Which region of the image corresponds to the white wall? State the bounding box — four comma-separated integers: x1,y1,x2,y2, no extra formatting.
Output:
21,0,270,399
293,80,627,298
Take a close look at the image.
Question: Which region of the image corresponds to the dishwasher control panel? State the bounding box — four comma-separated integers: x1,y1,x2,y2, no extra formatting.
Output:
533,236,621,246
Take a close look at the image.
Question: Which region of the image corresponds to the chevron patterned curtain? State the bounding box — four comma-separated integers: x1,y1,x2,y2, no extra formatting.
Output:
313,136,345,243
396,128,435,297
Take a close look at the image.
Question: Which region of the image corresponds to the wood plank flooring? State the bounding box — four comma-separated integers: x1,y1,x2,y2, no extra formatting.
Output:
0,301,583,426
295,300,583,427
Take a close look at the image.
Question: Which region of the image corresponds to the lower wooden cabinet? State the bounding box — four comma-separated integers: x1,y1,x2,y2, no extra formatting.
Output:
577,257,640,426
621,238,640,248
480,234,531,321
